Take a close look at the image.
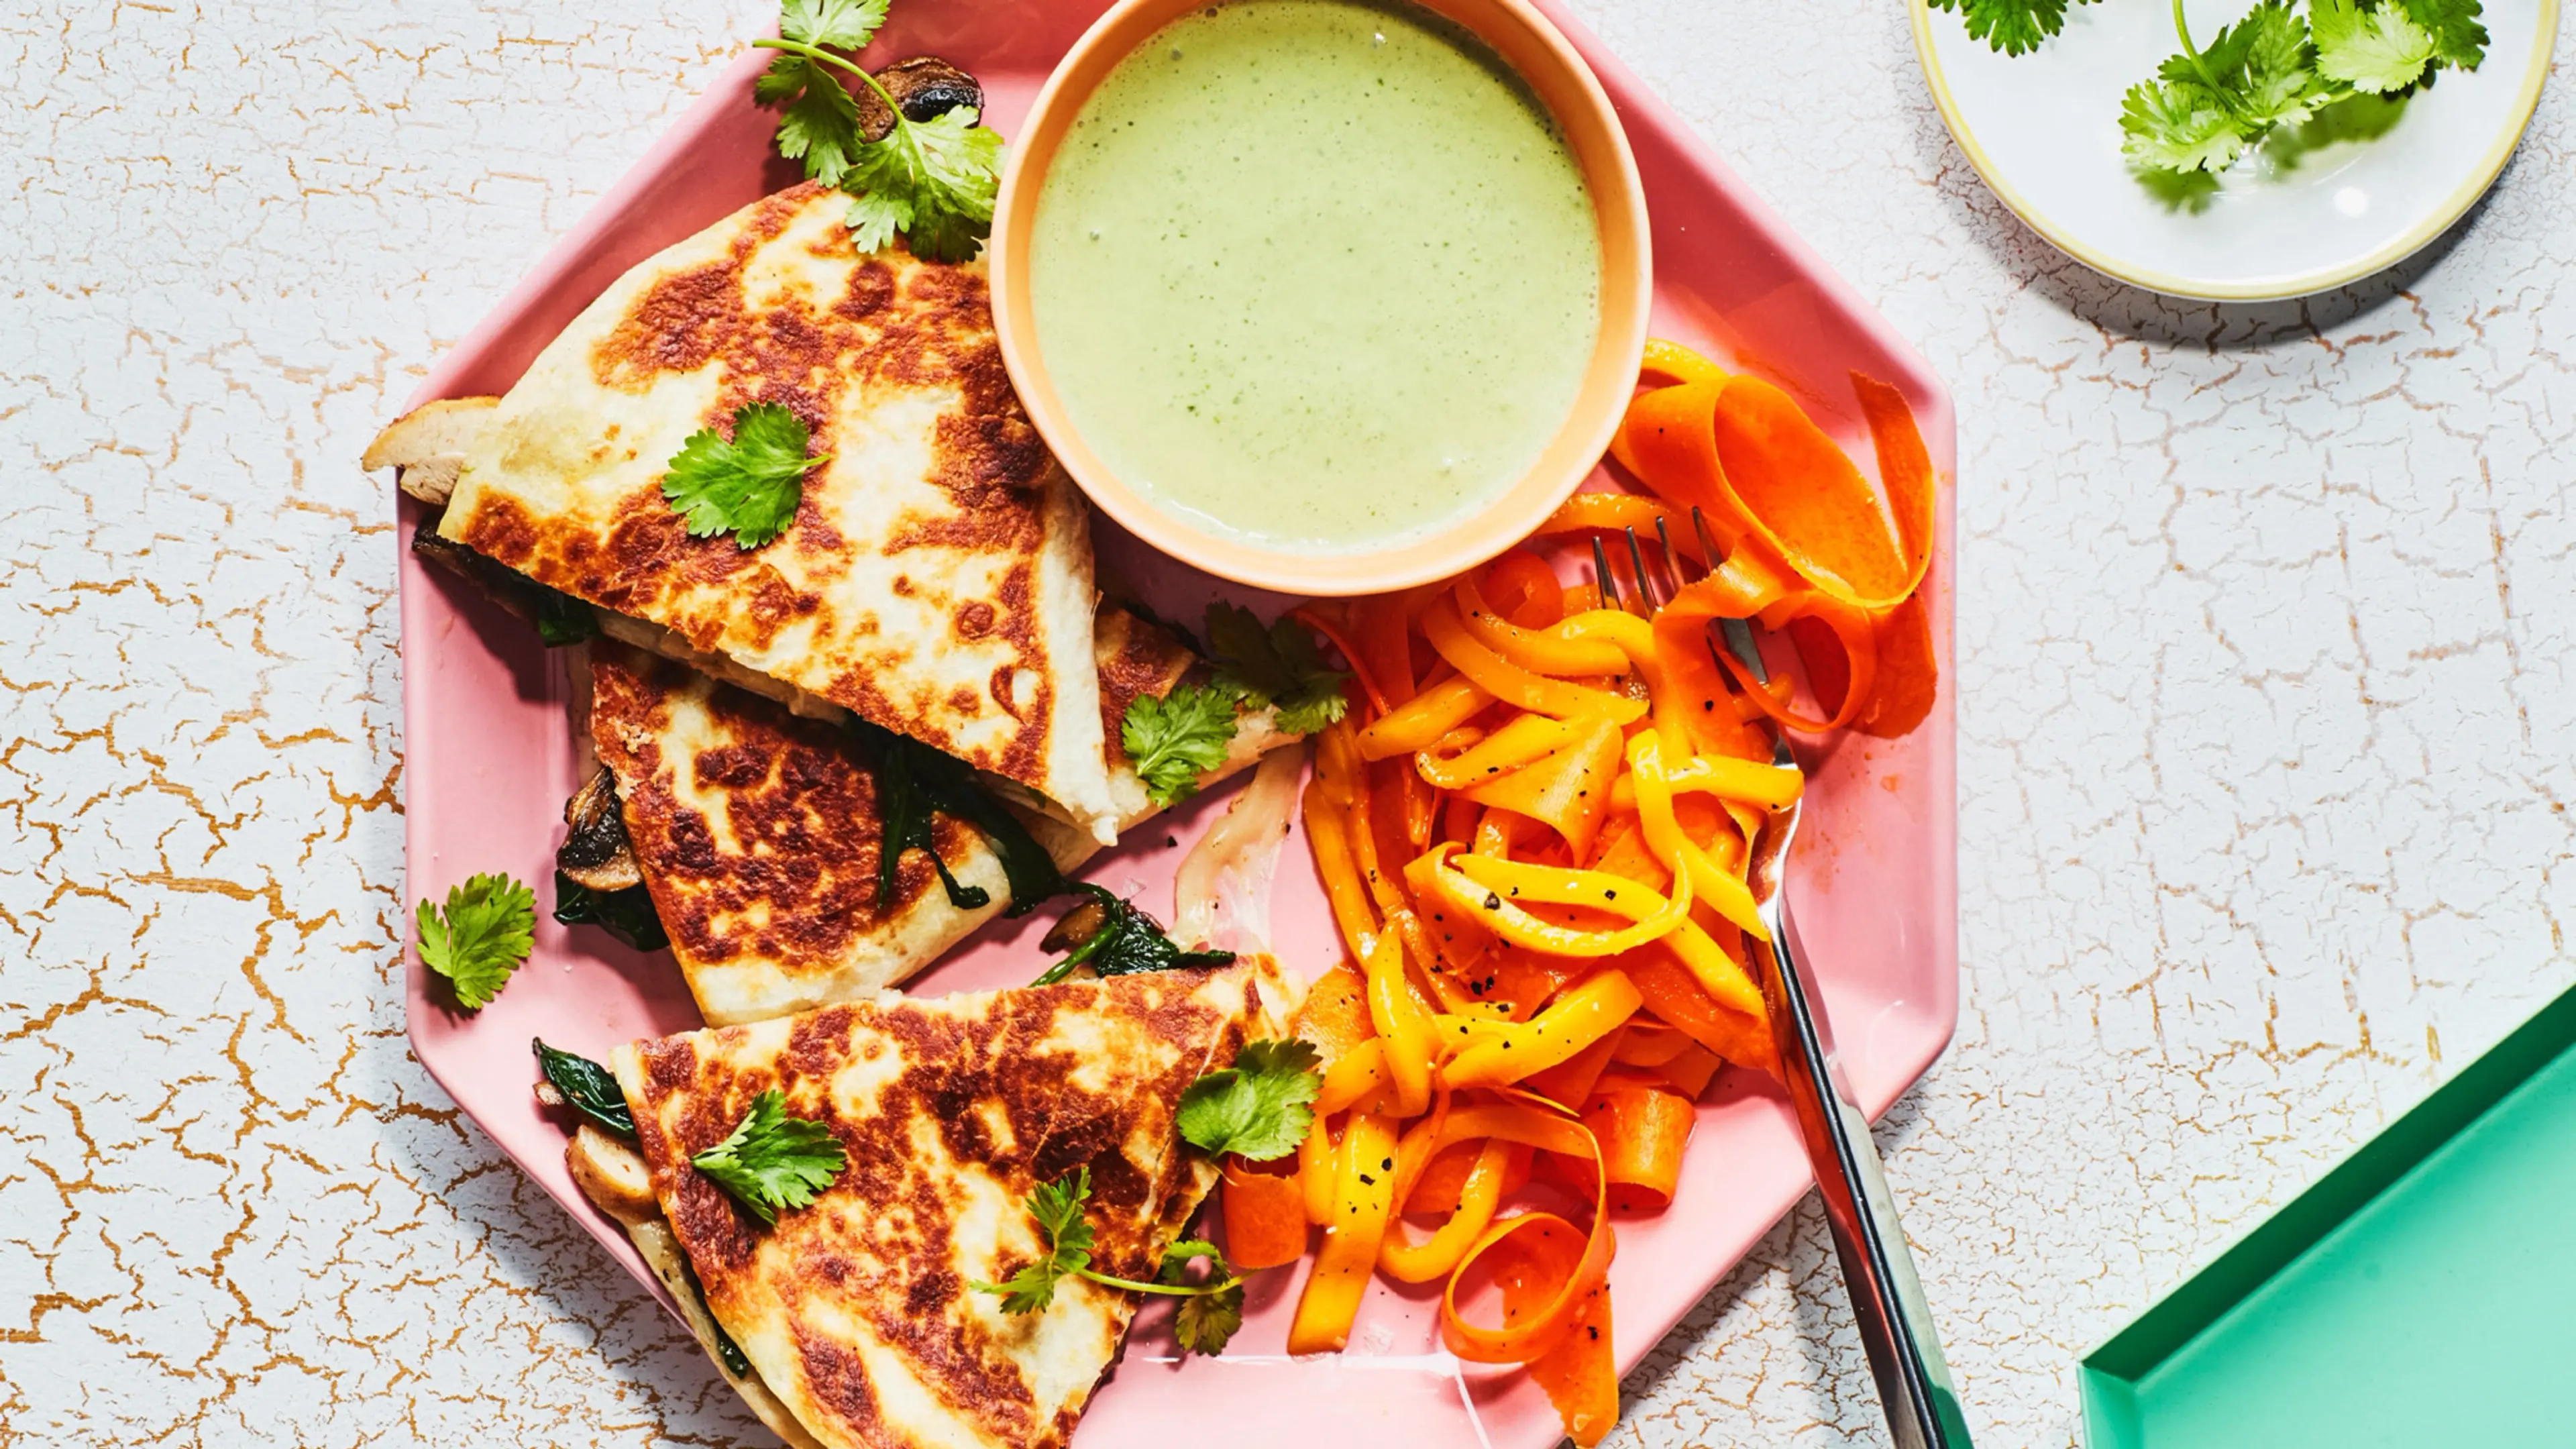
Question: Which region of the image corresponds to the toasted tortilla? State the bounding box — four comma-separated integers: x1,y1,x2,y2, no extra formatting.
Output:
610,966,1265,1449
590,609,1293,1026
433,181,1116,839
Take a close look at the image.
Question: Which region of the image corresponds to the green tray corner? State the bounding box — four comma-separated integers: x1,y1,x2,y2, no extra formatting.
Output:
2080,981,2576,1448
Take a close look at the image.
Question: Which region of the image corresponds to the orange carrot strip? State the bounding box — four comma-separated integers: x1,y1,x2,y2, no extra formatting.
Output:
1850,370,1937,608
1585,1083,1695,1211
1610,1020,1690,1068
1532,491,1703,561
1303,780,1379,963
1519,1260,1617,1448
1380,1138,1513,1283
1482,549,1568,629
1290,600,1391,716
1525,1024,1625,1108
1316,1038,1390,1116
1221,1159,1311,1270
1438,1106,1613,1364
1625,946,1774,1076
1857,590,1937,739
1287,1112,1401,1354
1298,1114,1338,1225
1417,714,1580,791
1709,375,1912,609
1654,1042,1724,1098
1295,962,1377,1060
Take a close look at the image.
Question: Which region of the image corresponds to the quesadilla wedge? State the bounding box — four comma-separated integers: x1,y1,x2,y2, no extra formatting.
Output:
408,181,1118,840
584,606,1292,1026
606,965,1269,1449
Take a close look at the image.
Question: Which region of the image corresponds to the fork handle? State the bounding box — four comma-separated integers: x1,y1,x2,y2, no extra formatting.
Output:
1761,910,1975,1449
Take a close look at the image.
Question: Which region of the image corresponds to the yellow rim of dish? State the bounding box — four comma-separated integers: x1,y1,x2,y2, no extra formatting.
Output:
1908,0,2559,302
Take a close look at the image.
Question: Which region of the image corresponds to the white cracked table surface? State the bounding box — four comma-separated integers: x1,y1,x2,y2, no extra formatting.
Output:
6,1,2573,1444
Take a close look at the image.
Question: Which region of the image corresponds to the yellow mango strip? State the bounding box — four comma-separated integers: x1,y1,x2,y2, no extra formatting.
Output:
1287,1112,1401,1355
1424,596,1646,724
1641,336,1728,387
1362,930,1435,1118
1298,1114,1338,1225
1417,713,1580,791
1316,1038,1391,1116
1455,572,1631,676
1450,850,1694,955
1303,780,1380,963
1459,713,1625,863
1416,845,1679,960
1444,969,1644,1089
1552,608,1693,757
1608,755,1805,812
1627,733,1768,941
1532,490,1704,562
1380,1138,1514,1283
1359,674,1493,760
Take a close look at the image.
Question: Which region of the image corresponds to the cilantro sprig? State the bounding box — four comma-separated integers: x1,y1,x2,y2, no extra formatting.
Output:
1942,0,2487,180
1120,604,1349,808
415,871,537,1010
1175,1039,1323,1162
969,1168,1247,1354
1926,0,2098,56
752,1,1002,262
1205,602,1350,737
1122,684,1243,808
691,1089,849,1228
661,402,827,551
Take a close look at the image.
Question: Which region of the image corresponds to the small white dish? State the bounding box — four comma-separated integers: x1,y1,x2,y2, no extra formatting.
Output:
1911,0,2557,301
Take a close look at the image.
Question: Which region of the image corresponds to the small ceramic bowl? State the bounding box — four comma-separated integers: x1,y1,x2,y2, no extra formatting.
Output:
988,0,1651,596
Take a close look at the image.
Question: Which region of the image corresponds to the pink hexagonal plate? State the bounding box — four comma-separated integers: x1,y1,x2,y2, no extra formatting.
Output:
396,5,1957,1445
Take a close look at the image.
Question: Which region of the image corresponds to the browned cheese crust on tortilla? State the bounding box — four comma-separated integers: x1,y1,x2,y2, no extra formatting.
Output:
589,639,1010,1024
439,181,1112,836
613,967,1262,1449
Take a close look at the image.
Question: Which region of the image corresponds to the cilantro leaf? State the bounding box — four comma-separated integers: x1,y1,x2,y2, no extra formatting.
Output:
533,1038,634,1137
2400,0,2487,70
2190,0,2334,130
661,403,826,550
1926,0,2098,56
1204,603,1350,737
2312,0,2437,92
971,1167,1097,1314
690,1089,848,1228
780,0,888,49
1175,1038,1322,1162
841,106,1002,264
1162,1239,1246,1356
1122,683,1241,808
765,56,865,189
415,871,536,1010
2120,76,2253,174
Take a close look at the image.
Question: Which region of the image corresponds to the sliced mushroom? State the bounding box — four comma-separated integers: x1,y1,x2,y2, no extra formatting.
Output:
559,766,641,892
566,1124,659,1227
1040,894,1111,955
853,56,985,142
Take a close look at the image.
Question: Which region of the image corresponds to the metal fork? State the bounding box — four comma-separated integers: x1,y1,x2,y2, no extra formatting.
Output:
1595,518,1974,1449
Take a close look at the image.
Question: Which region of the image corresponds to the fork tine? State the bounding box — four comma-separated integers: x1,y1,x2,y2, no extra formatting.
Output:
1589,535,1621,612
1689,506,1723,576
1656,515,1700,584
1719,616,1768,684
1623,526,1661,614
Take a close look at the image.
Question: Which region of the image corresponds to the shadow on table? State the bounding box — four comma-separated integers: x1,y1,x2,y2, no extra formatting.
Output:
1907,94,2528,352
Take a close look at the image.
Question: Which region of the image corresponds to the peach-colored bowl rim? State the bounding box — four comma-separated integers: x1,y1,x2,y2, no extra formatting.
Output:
989,0,1653,597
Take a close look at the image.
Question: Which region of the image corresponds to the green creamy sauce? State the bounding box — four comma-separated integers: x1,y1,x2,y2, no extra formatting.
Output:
1030,0,1601,554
